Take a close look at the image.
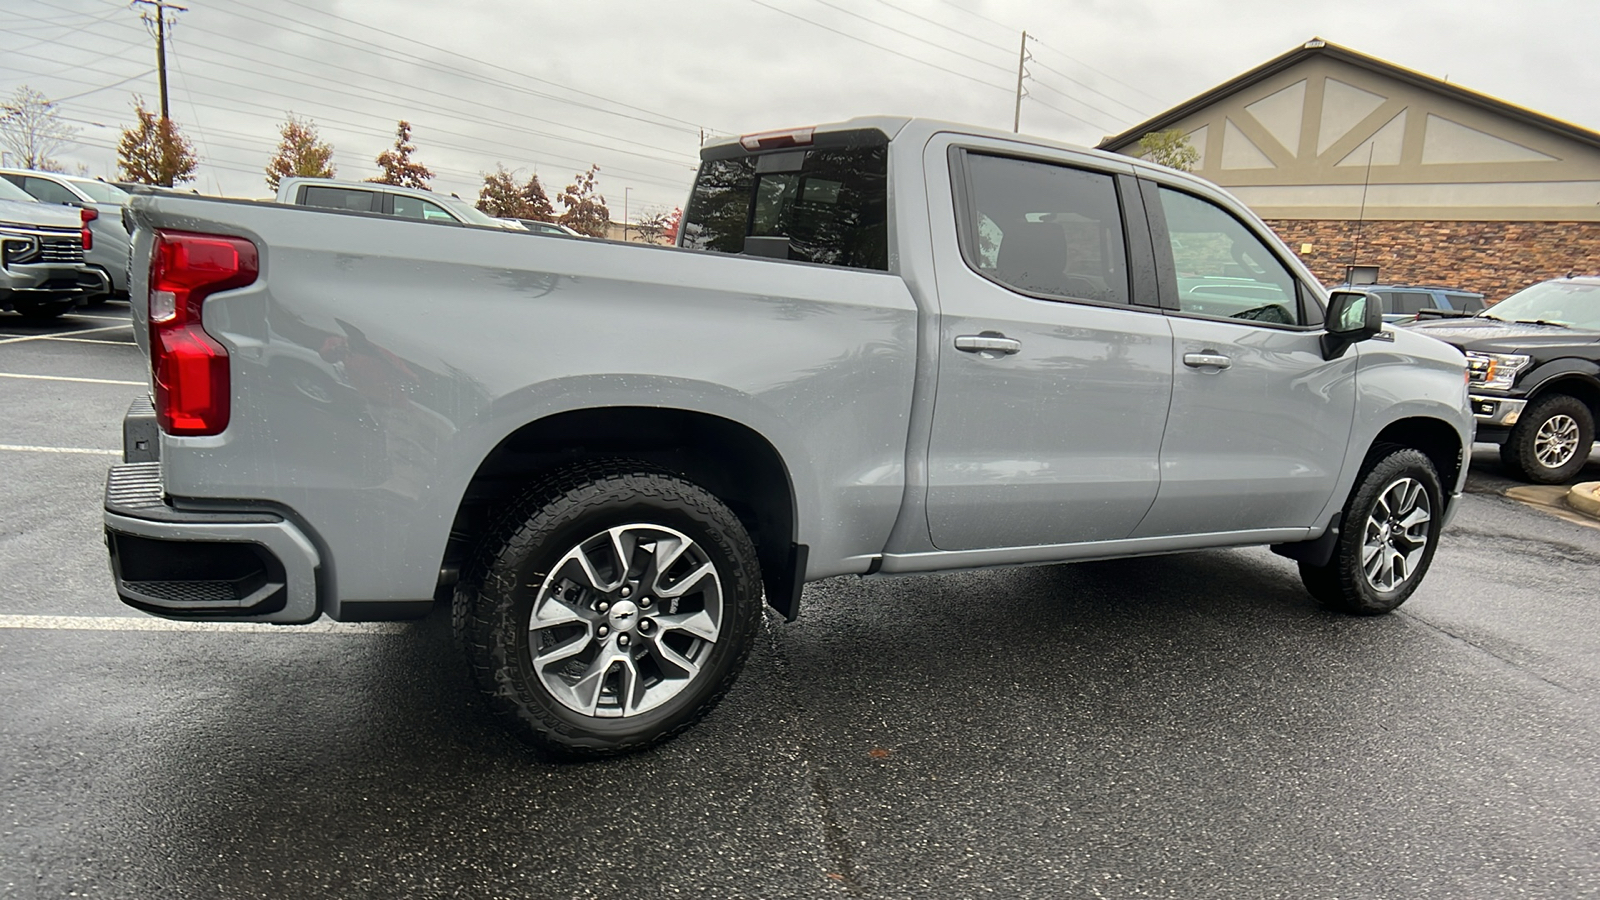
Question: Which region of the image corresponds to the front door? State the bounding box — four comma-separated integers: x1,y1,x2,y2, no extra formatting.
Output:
924,145,1174,551
1131,183,1357,538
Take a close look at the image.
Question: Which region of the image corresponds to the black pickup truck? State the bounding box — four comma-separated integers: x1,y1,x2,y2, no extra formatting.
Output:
1406,275,1600,484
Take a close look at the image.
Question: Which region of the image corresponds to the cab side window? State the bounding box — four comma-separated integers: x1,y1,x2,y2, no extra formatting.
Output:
1156,187,1302,326
392,194,454,222
960,152,1130,305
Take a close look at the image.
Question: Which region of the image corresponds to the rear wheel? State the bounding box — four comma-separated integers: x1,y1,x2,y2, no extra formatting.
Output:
1500,394,1593,484
453,463,763,758
1299,447,1443,615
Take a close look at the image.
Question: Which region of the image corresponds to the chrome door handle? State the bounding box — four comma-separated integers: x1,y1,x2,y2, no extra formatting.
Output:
1183,352,1232,369
954,334,1022,355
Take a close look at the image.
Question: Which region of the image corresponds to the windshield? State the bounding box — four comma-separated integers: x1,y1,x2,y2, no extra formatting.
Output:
0,178,36,203
1482,280,1600,329
67,179,130,204
438,194,499,227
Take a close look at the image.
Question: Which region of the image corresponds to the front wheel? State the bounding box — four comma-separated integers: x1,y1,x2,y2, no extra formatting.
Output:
1299,447,1443,615
453,463,763,758
1500,394,1594,484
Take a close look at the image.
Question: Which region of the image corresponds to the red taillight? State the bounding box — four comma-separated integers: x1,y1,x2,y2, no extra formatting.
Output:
149,230,259,436
738,126,815,151
80,206,97,250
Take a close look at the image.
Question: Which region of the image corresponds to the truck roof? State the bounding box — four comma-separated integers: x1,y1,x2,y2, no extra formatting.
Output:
701,115,1180,179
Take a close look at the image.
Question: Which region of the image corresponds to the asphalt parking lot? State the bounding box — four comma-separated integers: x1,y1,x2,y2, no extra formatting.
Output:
3,305,1600,899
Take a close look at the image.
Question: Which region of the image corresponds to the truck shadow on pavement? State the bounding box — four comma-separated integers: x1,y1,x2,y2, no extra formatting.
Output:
57,549,1477,899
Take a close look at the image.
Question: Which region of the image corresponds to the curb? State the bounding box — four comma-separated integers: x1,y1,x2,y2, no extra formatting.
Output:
1566,481,1600,520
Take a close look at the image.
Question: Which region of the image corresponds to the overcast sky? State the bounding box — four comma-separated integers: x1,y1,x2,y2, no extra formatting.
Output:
4,0,1597,219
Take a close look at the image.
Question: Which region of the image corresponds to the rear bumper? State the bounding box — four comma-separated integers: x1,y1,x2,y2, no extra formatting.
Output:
103,401,322,624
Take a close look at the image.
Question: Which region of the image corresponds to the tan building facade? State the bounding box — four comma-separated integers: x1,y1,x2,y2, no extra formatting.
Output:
1099,40,1600,300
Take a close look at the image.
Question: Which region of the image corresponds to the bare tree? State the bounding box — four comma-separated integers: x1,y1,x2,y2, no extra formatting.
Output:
631,206,675,244
0,85,78,171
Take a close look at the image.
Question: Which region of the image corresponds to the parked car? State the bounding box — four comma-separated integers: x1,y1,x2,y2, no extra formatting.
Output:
1346,283,1486,323
509,218,583,237
105,117,1470,757
0,175,106,319
0,169,133,302
275,177,521,230
1405,275,1600,483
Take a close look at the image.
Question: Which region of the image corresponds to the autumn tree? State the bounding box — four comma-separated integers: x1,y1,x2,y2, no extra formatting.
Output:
631,206,676,244
265,113,336,190
371,120,432,190
1137,129,1199,172
475,164,556,221
116,97,197,187
0,85,77,171
661,207,682,244
557,165,610,238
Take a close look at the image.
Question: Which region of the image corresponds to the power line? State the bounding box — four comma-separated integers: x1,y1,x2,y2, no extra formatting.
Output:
1017,58,1147,122
2,46,697,191
798,0,1013,77
259,0,717,136
745,0,1011,95
864,0,1015,56
11,6,704,180
1030,38,1164,105
130,0,185,122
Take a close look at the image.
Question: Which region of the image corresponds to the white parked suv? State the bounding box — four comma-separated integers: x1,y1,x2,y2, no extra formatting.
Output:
275,177,523,230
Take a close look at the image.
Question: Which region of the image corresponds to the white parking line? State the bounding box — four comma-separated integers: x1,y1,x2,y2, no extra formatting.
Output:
0,324,127,345
0,443,120,456
0,372,144,386
64,314,133,323
38,336,137,346
0,614,410,634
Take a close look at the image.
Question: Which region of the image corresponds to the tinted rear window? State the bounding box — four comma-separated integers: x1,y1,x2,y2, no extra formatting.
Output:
681,139,888,271
301,186,376,212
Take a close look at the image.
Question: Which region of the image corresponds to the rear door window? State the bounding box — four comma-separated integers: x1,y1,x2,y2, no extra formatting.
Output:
301,186,378,213
1446,292,1485,312
1392,291,1433,314
681,134,888,270
21,176,81,205
956,152,1131,306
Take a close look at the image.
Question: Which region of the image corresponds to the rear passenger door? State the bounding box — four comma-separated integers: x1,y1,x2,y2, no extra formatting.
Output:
923,141,1174,550
1131,181,1356,538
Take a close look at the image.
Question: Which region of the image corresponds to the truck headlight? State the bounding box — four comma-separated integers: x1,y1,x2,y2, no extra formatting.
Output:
1465,351,1531,390
0,234,39,265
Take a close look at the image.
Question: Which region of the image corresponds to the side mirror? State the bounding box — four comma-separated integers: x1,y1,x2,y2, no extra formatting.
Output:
1321,289,1383,360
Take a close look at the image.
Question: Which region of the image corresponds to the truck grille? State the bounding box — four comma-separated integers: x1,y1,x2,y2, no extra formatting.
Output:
39,237,84,263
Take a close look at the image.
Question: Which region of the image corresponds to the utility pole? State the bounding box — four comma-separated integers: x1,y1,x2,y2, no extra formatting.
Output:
132,0,187,121
624,187,631,242
1012,30,1030,133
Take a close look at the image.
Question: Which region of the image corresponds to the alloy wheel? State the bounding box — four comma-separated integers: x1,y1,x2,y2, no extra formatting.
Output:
1361,476,1432,592
1534,414,1581,470
527,524,723,718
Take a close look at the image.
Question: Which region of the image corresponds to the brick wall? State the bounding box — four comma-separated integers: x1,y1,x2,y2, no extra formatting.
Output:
1264,219,1600,302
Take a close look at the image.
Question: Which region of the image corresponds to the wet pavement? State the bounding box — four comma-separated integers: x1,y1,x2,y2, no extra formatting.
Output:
3,306,1599,898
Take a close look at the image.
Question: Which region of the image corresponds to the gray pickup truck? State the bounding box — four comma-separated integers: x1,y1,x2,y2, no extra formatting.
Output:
104,117,1472,757
0,176,106,319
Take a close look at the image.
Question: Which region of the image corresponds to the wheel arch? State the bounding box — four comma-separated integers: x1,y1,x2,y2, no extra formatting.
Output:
443,406,804,619
1525,370,1600,418
1370,415,1466,495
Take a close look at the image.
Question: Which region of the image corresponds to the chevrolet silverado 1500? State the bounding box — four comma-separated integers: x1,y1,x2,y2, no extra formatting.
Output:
104,117,1471,756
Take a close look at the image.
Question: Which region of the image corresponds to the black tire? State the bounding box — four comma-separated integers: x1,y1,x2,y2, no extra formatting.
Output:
1499,394,1594,484
453,462,763,759
1298,447,1443,615
12,301,71,321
